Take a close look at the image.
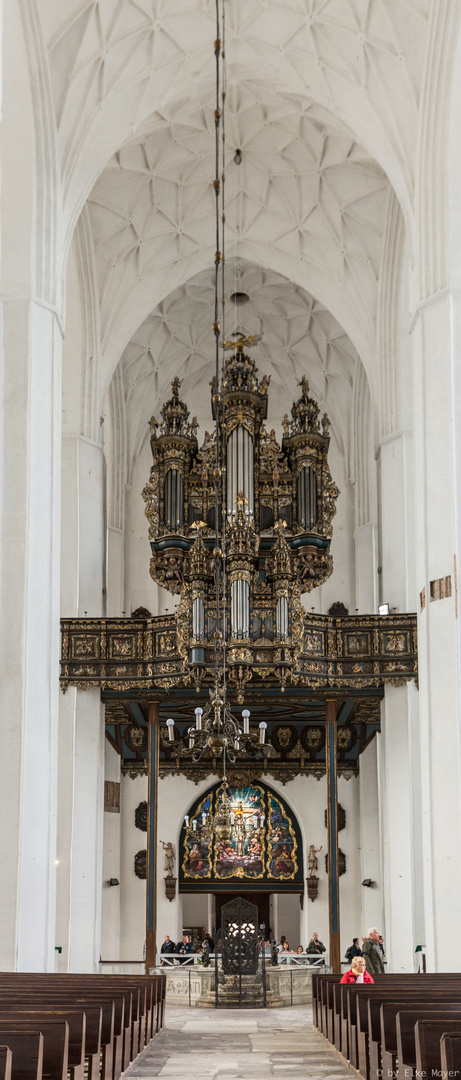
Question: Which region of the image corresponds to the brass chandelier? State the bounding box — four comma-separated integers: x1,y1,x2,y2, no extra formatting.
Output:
142,0,339,778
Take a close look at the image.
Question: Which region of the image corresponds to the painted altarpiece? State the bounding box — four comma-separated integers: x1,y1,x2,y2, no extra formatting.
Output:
179,780,304,892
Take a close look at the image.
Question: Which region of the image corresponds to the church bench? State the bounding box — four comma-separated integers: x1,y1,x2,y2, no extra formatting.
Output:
0,978,139,1068
0,973,165,1073
441,1032,461,1074
314,975,461,1076
0,1033,43,1080
0,1006,99,1080
0,979,132,1070
0,1047,12,1080
384,1003,461,1079
416,1019,461,1078
365,988,461,1079
341,980,461,1075
0,990,123,1079
0,999,101,1079
0,1020,69,1080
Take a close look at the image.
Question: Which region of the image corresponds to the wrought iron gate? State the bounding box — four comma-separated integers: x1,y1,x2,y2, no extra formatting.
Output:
215,896,266,1008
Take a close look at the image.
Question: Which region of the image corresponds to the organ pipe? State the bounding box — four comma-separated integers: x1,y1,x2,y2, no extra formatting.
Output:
192,597,205,640
276,596,289,639
297,466,317,529
164,469,184,531
231,578,250,638
227,426,254,515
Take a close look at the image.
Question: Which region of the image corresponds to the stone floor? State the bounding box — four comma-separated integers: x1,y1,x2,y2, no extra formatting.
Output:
127,1005,357,1079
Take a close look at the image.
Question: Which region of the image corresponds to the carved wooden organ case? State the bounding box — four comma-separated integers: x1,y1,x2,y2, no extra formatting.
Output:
142,342,339,694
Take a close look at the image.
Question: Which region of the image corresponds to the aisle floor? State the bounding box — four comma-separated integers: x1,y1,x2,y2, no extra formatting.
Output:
127,1005,357,1079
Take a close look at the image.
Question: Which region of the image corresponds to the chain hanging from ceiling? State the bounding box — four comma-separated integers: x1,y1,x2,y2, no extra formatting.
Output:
141,0,339,726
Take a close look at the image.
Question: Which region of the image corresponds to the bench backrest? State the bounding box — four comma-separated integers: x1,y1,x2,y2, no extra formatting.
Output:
0,1047,11,1080
0,1032,43,1080
440,1032,461,1073
416,1019,461,1075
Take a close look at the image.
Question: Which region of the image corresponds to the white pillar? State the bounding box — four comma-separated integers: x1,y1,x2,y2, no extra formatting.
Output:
375,421,422,971
411,294,461,971
0,299,62,970
378,685,422,972
69,689,105,971
354,523,377,614
57,426,106,969
359,739,383,937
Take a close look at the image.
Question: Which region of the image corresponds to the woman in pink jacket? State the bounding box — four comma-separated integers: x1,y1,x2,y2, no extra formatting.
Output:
340,955,374,984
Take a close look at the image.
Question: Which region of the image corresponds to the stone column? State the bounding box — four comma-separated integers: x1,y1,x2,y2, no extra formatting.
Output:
410,292,461,970
0,296,62,970
359,739,383,937
378,684,421,971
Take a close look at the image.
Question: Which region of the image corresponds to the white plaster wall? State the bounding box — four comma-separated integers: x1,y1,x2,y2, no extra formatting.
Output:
101,742,121,960
276,894,302,950
359,739,383,940
182,894,209,939
119,774,148,961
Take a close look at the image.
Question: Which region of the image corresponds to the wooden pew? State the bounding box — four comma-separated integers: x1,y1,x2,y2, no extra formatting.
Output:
385,1003,461,1078
340,978,461,1075
0,1048,11,1080
0,1033,43,1080
366,988,461,1079
0,1021,69,1080
0,977,134,1071
441,1032,461,1074
0,991,120,1080
416,1019,461,1078
0,999,100,1080
0,972,165,1077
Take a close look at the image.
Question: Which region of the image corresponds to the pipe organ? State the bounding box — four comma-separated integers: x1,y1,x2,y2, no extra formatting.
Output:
143,338,339,695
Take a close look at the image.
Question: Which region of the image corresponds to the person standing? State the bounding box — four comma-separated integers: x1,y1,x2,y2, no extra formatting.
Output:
345,937,362,962
160,934,175,965
175,933,193,965
306,931,326,955
362,927,385,975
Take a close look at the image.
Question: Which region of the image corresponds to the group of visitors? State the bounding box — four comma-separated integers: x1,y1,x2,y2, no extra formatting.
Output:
160,934,193,964
274,931,326,962
160,932,215,964
341,927,386,983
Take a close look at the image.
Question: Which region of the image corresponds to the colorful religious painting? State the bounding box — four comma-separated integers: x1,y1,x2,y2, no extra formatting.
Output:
267,793,298,879
179,780,303,889
181,792,212,879
214,784,265,880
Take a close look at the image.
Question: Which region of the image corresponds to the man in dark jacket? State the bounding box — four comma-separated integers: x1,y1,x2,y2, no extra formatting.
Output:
345,937,362,962
362,927,385,974
175,934,193,964
306,931,326,955
160,934,176,965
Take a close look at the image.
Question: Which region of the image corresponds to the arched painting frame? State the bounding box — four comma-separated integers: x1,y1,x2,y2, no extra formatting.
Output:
179,779,304,892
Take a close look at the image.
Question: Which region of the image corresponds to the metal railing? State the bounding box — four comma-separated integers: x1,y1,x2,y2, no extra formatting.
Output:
156,950,327,968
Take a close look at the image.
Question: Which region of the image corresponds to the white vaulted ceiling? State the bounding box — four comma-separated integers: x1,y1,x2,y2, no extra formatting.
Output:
50,0,431,480
87,84,389,393
47,0,430,235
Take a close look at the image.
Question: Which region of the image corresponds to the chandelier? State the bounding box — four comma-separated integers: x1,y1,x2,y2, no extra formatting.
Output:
142,0,339,792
